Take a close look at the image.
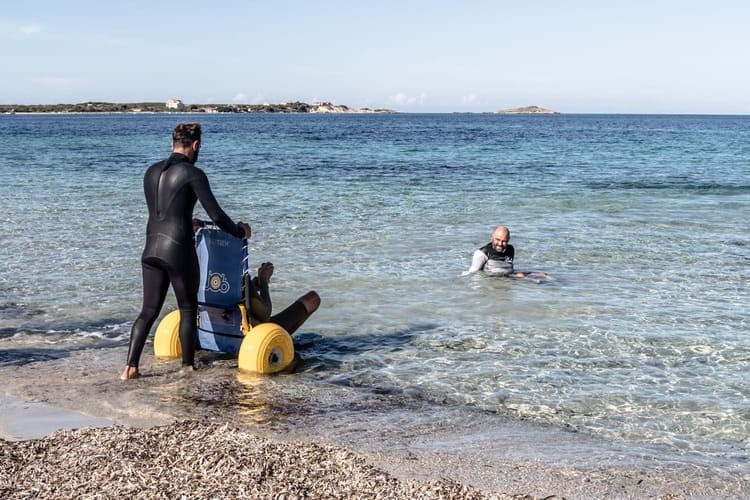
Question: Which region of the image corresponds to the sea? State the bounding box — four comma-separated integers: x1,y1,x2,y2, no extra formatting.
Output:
1,113,748,479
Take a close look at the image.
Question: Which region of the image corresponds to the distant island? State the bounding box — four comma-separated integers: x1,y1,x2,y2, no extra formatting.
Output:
0,99,396,115
495,105,558,115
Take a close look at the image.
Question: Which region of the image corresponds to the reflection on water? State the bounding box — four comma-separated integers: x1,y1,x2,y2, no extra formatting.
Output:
235,372,278,424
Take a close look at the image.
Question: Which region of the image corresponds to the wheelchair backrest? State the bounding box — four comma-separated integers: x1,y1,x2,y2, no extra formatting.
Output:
196,227,247,307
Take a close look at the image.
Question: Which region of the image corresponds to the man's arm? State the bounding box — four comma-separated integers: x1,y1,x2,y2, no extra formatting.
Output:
246,276,271,323
191,169,246,238
245,262,274,324
466,249,488,274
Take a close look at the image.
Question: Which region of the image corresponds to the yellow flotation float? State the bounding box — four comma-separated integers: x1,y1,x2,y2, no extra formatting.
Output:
154,307,294,374
153,310,182,358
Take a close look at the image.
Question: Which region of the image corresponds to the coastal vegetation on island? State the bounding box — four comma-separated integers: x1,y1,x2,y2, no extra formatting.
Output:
0,101,560,115
495,105,558,115
0,100,396,114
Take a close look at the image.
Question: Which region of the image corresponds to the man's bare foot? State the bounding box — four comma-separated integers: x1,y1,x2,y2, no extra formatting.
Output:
120,366,140,380
179,365,196,376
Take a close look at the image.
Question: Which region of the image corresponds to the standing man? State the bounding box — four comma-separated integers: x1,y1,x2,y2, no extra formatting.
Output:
466,225,515,275
121,123,251,380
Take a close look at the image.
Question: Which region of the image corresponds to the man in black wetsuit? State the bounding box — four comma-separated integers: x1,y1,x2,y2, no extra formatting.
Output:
121,123,251,380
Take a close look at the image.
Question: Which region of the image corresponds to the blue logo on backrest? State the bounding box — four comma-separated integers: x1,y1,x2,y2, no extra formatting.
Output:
207,272,230,293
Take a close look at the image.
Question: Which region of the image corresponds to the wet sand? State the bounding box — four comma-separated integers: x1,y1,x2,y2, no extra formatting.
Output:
0,394,112,441
1,346,747,499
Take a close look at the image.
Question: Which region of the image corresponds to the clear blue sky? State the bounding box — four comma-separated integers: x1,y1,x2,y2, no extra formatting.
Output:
2,1,748,113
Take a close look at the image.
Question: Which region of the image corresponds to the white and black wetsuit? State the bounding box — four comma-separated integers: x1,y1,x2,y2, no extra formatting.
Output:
126,153,244,369
467,242,515,275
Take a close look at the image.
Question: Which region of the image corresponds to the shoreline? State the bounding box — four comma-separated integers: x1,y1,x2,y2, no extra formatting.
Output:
0,418,503,499
0,394,112,441
0,392,720,499
1,347,747,498
5,111,750,117
0,100,398,115
0,110,391,116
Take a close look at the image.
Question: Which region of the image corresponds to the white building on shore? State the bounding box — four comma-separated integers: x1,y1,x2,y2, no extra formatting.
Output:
165,99,185,110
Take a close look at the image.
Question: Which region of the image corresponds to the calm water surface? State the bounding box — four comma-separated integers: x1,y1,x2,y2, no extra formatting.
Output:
1,113,748,471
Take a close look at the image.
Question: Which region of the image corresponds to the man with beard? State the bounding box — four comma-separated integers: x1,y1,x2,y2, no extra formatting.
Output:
121,123,251,380
466,226,552,282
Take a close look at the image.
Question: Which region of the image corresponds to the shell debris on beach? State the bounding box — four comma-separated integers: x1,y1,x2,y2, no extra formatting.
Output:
0,420,517,499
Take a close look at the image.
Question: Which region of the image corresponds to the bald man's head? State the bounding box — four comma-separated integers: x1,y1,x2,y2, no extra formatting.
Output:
491,226,510,253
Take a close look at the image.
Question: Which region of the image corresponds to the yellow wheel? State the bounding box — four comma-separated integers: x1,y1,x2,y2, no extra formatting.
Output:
153,310,181,358
238,323,294,374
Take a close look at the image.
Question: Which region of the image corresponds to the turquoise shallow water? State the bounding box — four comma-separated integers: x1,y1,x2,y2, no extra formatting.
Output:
0,113,748,470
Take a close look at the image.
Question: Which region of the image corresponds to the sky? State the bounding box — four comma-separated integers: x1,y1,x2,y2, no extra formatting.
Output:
2,1,749,113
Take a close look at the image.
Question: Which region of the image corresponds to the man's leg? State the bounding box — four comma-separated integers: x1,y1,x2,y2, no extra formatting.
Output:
269,291,320,335
122,261,170,380
169,262,200,368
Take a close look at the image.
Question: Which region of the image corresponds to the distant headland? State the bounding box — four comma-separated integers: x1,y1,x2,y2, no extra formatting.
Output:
0,99,396,115
495,105,558,115
0,100,560,115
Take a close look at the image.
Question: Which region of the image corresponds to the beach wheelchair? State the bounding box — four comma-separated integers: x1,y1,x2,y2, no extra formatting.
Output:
152,223,295,374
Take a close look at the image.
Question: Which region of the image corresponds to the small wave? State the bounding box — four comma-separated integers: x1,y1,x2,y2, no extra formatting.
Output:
585,181,750,193
1,321,132,345
0,301,45,317
0,347,68,367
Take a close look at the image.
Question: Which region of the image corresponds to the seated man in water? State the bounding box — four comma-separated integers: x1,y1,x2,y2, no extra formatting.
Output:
193,219,320,333
245,261,321,335
465,225,552,281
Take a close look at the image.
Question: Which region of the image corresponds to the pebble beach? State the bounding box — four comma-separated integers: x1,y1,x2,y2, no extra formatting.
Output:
0,414,711,500
1,420,502,499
